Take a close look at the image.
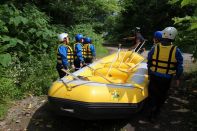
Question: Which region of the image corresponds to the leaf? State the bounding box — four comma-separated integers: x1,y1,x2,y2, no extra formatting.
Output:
0,53,12,67
0,20,8,33
1,36,11,42
9,16,28,26
181,0,197,7
16,39,24,45
9,38,18,46
190,23,197,30
42,43,48,48
0,36,24,52
168,0,181,4
28,28,36,34
0,43,16,53
181,0,188,7
21,17,28,24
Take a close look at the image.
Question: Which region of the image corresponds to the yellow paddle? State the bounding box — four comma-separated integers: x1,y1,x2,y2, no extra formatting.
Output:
106,44,121,76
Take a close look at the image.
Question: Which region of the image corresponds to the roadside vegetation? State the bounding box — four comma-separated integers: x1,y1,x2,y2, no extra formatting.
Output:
0,0,196,119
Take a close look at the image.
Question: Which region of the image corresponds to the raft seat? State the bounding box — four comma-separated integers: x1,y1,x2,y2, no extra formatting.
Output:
86,76,124,84
104,62,135,69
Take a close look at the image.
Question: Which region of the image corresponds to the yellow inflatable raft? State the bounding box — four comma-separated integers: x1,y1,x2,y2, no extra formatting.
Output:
48,50,149,119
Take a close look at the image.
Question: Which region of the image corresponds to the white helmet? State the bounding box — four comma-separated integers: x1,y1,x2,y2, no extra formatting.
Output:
162,27,178,40
58,33,68,42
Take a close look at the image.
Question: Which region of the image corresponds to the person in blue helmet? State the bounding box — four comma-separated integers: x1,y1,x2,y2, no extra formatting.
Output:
56,33,74,78
147,27,183,121
83,37,96,65
153,31,162,46
73,34,85,70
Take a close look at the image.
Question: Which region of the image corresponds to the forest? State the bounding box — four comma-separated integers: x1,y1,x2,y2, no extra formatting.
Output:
0,0,196,120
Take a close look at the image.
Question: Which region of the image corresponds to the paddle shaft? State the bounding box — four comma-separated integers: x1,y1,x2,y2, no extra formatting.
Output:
128,58,145,71
128,40,146,63
117,49,128,68
125,42,141,63
106,44,121,76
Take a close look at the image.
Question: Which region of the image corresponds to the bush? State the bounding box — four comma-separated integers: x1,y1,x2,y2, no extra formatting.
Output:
0,3,59,97
0,4,59,67
0,77,22,100
0,103,8,120
6,54,58,96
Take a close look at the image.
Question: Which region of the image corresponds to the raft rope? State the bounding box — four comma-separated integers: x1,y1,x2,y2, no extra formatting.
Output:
86,65,113,83
61,69,80,80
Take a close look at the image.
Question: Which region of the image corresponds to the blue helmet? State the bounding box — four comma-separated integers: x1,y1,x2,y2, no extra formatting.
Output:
84,37,91,44
75,34,83,42
154,31,162,40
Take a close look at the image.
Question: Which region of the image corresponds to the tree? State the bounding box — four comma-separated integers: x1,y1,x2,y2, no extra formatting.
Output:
109,0,195,48
169,0,197,59
0,4,58,66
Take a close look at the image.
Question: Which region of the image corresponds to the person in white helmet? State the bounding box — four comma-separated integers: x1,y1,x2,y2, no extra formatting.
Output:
147,27,183,121
56,33,74,78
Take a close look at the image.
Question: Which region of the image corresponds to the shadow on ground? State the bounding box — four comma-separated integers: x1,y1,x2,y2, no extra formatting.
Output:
26,102,130,131
26,86,197,131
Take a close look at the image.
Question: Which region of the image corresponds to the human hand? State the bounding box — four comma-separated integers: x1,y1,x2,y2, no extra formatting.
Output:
93,57,97,61
80,62,83,68
71,64,75,70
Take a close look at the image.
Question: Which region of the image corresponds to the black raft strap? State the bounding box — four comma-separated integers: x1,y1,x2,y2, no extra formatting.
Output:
155,45,160,72
87,44,90,56
151,64,176,70
152,59,177,64
166,45,176,74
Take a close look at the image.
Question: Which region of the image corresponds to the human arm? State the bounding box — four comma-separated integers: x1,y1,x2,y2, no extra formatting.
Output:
137,33,145,42
147,47,155,75
175,48,183,79
123,36,135,40
75,43,84,64
58,45,68,69
90,44,96,58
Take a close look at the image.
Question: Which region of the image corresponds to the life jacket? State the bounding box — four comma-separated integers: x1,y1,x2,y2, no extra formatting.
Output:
73,43,84,59
83,44,93,59
57,44,74,65
150,43,177,75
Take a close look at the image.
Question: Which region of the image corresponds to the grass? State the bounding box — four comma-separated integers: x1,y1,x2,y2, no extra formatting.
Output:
96,46,109,58
0,101,9,120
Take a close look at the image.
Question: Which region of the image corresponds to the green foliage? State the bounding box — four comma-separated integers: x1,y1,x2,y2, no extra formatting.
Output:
0,53,11,67
20,56,57,95
170,0,197,58
108,0,195,47
0,4,59,106
0,103,8,120
6,54,58,96
169,0,197,7
0,4,58,67
43,0,121,26
0,77,22,100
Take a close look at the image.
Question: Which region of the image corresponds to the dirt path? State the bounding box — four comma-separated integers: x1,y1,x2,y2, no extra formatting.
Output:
0,48,197,131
